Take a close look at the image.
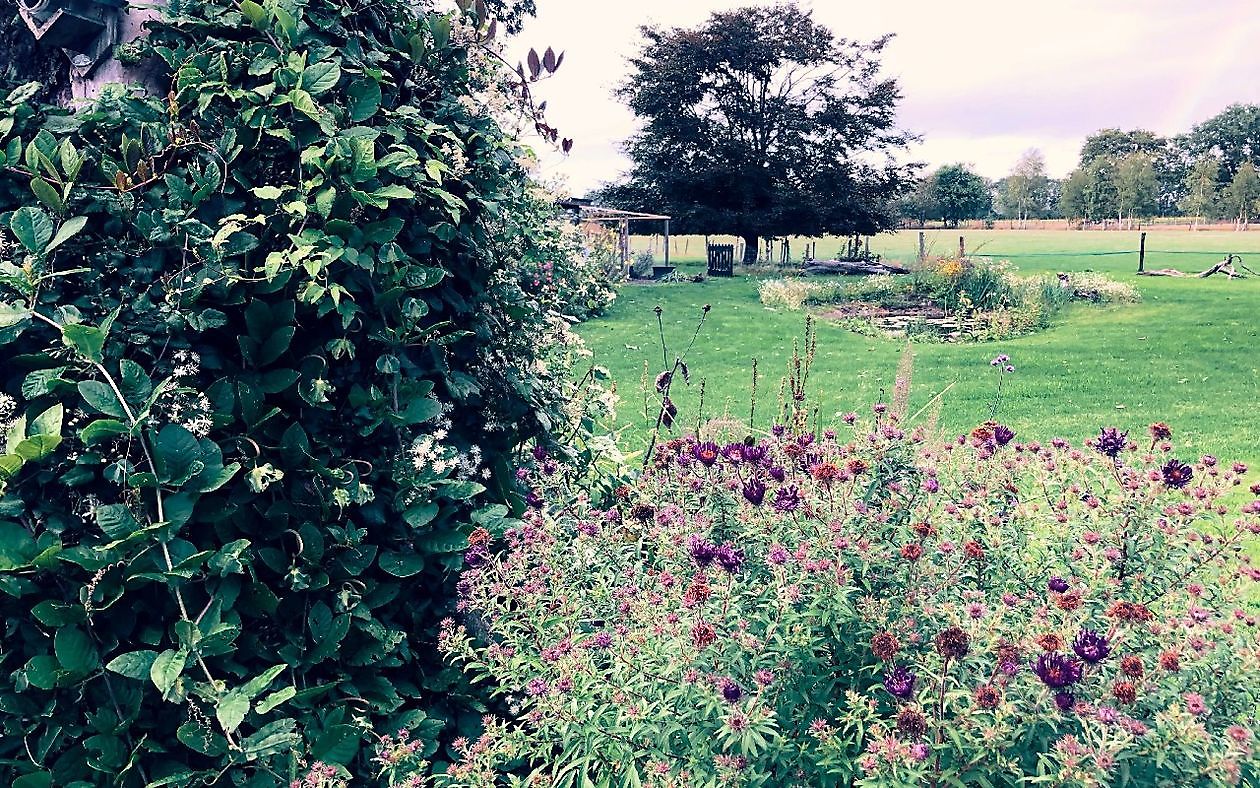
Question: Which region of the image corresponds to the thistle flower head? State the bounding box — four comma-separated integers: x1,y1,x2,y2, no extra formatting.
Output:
1071,629,1111,664
1095,427,1128,458
1161,459,1193,489
883,665,916,699
1032,652,1083,688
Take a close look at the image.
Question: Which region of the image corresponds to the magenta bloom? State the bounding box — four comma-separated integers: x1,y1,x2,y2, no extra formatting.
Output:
772,485,801,513
1071,629,1111,664
713,543,746,574
742,479,766,506
693,441,720,467
687,535,717,568
1096,427,1128,458
883,665,916,699
740,443,767,464
1032,652,1083,688
1161,459,1194,489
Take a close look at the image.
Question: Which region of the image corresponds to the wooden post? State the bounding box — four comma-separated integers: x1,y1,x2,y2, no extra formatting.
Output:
958,235,966,260
1138,231,1146,272
918,231,926,263
663,219,670,269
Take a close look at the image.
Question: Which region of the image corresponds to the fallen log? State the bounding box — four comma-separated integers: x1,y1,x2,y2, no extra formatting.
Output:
1138,255,1259,279
801,259,910,276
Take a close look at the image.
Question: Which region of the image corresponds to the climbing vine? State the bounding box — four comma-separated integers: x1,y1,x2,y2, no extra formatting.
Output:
0,0,595,783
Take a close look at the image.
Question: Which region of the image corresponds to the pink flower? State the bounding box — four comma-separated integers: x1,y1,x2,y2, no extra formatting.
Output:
1183,692,1208,716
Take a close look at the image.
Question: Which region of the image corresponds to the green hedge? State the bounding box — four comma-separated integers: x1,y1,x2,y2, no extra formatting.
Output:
0,0,572,783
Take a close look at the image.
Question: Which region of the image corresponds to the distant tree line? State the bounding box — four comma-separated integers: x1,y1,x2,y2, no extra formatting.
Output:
901,104,1260,229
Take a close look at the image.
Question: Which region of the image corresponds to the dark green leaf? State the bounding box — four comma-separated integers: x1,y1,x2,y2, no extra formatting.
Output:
105,650,159,680
10,206,53,252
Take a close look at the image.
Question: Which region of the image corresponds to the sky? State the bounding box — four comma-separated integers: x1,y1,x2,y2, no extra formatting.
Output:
512,0,1260,195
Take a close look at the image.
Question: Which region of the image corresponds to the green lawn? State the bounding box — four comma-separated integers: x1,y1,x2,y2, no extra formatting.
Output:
579,229,1260,474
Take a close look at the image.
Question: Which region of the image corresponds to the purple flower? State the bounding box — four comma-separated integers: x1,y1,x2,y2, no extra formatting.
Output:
1161,459,1194,489
525,490,544,509
740,443,767,464
591,631,613,649
769,466,786,482
721,443,745,463
771,424,786,437
742,479,766,506
1071,629,1111,664
1032,652,1083,688
883,665,916,699
531,444,548,462
1054,691,1075,711
693,441,720,467
772,485,801,513
1048,576,1070,593
526,678,550,696
993,424,1016,446
687,535,717,568
767,544,788,564
1096,427,1128,458
714,543,746,574
463,545,489,569
719,678,743,703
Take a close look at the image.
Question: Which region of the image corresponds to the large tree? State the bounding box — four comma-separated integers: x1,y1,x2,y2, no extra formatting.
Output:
1186,104,1260,181
1079,128,1185,215
1179,156,1222,229
1002,148,1049,227
928,164,992,227
1225,162,1260,229
1115,153,1159,227
600,3,915,263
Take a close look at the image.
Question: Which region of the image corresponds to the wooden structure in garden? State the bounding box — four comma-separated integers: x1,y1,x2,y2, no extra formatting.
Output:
707,244,734,276
558,202,672,274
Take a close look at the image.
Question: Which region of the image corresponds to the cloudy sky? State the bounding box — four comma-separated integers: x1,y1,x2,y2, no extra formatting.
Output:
513,0,1259,195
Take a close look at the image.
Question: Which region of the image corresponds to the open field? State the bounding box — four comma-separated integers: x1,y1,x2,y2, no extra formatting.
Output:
579,229,1260,474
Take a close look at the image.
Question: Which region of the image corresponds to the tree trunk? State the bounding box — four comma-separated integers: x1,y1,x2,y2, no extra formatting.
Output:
740,233,758,265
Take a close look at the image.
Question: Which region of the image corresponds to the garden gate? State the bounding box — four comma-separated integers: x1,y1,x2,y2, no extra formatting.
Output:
707,243,734,276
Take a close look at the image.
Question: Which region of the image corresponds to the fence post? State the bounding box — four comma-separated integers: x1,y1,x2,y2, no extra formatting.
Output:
1138,231,1146,272
959,235,966,260
663,219,670,268
918,231,926,263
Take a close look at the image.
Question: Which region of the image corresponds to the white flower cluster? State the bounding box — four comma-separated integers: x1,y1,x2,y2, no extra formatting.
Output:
0,392,16,435
171,349,200,379
407,413,487,481
440,142,469,177
155,389,214,439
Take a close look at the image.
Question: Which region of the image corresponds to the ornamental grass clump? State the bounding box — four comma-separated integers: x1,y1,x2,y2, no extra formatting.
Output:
443,410,1260,786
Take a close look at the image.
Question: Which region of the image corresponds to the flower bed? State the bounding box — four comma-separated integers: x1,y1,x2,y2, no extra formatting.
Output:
759,260,1141,342
442,415,1260,785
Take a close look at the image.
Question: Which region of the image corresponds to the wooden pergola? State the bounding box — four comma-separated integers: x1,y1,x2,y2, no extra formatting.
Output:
574,206,672,268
